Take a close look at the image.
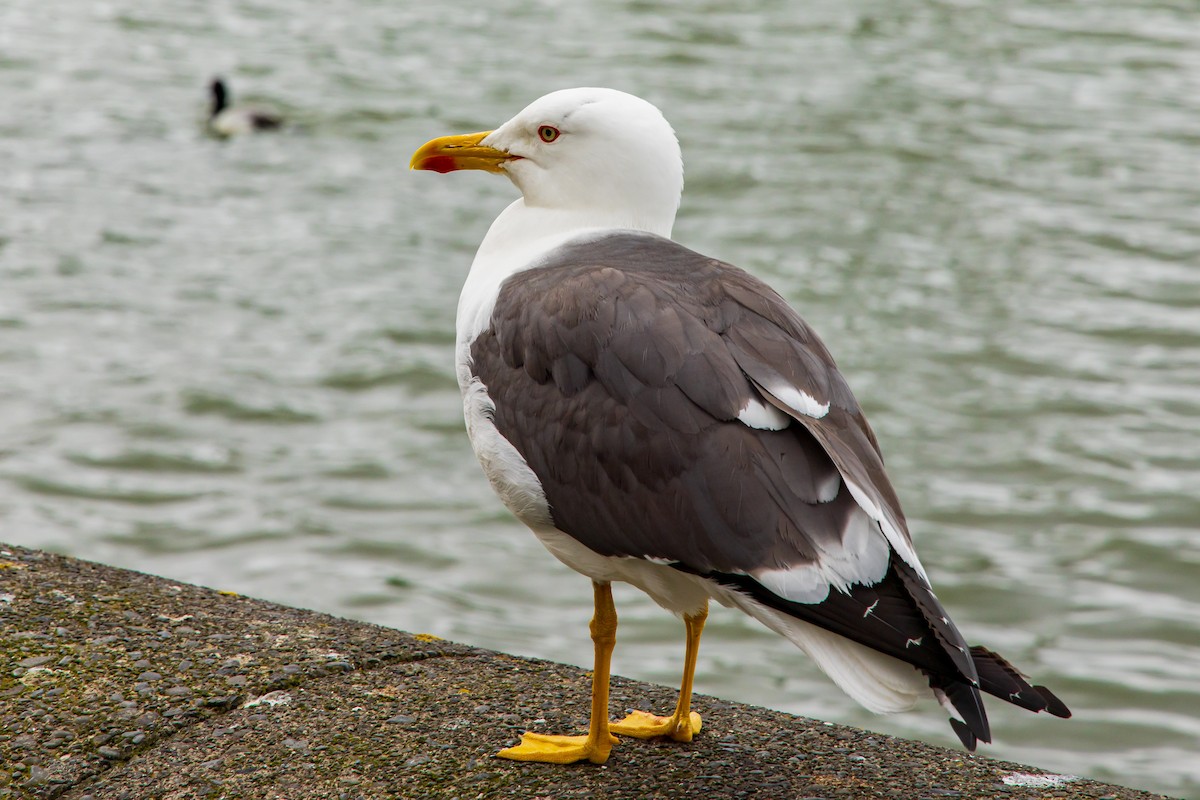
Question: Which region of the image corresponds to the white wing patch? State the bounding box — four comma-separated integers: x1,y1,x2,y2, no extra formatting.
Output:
736,397,792,430
842,477,930,583
753,501,890,603
760,379,830,419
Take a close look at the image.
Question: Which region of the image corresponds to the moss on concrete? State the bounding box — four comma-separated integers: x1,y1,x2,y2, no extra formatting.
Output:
0,544,1177,800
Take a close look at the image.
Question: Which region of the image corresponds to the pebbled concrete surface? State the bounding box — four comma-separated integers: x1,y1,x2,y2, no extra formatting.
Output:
0,543,1177,800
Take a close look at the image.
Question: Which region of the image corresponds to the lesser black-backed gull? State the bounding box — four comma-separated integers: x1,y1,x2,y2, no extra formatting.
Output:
410,87,1070,765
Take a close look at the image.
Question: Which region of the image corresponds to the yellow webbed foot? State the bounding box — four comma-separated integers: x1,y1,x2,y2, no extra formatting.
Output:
610,709,702,742
497,731,618,764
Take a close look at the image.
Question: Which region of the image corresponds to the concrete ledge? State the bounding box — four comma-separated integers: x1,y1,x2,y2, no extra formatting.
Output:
0,543,1174,800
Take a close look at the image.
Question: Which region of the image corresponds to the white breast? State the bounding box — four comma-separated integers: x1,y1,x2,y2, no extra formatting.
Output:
460,375,553,530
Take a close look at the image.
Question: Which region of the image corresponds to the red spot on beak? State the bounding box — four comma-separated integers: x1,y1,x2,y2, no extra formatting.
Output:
422,155,459,174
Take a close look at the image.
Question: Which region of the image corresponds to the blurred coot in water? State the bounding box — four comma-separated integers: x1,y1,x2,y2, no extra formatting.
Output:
207,77,283,137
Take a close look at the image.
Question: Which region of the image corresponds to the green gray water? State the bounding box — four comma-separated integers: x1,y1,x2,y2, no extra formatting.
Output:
2,0,1198,795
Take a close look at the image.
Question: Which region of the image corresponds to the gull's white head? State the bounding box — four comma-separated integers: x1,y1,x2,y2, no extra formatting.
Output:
412,88,683,235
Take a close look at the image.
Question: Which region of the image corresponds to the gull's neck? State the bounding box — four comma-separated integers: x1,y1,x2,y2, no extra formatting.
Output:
454,198,675,380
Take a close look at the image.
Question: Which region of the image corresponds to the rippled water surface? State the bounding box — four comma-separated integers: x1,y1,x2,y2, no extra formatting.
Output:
3,1,1199,795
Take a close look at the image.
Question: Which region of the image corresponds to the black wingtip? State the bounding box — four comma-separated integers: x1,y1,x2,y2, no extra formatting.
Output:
1033,684,1072,719
948,718,980,751
940,678,991,746
970,646,1071,719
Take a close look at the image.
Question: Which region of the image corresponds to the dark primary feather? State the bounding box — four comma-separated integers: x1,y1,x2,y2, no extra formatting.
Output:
969,646,1071,718
469,230,1070,747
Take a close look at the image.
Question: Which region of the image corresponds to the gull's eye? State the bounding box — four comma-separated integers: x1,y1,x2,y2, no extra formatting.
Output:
538,125,561,143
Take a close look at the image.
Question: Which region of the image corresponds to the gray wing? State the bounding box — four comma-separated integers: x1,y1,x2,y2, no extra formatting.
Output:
469,232,1069,745
472,231,906,577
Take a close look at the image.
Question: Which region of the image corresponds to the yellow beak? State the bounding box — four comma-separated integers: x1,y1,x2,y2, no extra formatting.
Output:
409,130,515,174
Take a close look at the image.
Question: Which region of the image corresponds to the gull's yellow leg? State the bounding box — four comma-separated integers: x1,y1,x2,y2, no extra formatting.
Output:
611,600,707,742
498,581,620,764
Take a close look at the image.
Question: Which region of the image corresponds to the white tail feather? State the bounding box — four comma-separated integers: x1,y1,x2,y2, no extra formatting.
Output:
718,588,926,714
